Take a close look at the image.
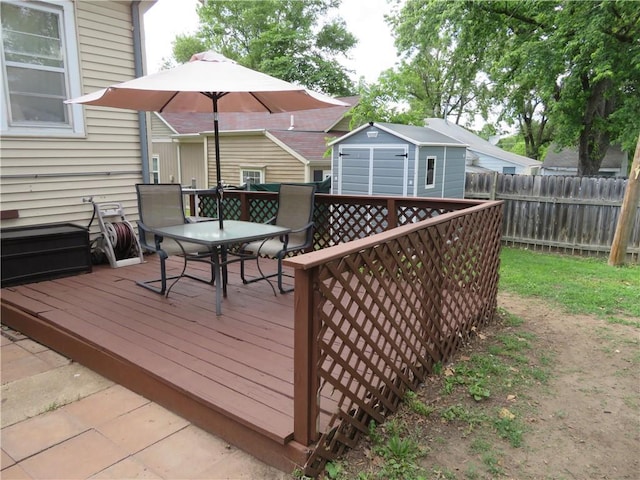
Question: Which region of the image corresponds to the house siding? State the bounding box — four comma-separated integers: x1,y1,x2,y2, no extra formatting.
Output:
150,113,175,140
0,1,145,232
180,142,207,188
473,152,528,174
205,133,305,187
150,113,183,184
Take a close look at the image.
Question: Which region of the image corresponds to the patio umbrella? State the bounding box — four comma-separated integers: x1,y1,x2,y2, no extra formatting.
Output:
66,51,347,229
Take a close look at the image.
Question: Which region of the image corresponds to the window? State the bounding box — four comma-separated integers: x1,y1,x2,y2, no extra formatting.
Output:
502,166,516,174
0,1,84,136
151,155,160,184
425,156,436,188
240,168,264,185
313,169,331,182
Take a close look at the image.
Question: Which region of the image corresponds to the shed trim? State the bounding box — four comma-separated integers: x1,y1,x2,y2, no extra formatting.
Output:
328,122,467,148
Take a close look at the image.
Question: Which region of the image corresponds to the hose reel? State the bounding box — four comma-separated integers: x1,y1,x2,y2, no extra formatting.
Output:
93,202,144,268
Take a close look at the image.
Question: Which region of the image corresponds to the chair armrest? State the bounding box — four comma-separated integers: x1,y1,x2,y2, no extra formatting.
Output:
137,221,165,253
288,221,314,234
279,221,314,245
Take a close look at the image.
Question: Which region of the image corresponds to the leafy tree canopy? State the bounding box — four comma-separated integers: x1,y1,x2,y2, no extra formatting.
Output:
386,0,640,173
172,0,357,96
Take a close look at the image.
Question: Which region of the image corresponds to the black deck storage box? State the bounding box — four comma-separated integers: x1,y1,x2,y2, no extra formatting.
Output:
1,223,92,288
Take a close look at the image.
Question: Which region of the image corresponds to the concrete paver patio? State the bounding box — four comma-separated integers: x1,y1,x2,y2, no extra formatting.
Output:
0,325,290,480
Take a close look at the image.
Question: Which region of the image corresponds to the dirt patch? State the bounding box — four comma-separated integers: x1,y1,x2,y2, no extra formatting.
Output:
334,292,640,479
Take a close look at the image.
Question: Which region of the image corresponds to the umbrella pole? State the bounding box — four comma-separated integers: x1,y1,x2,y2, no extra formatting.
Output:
212,95,224,229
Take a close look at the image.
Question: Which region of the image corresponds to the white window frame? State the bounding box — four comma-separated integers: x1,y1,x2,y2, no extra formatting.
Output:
425,156,436,189
0,0,85,137
151,155,160,184
240,167,265,185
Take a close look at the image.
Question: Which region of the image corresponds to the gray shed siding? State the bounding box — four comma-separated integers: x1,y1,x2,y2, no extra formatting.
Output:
333,128,414,197
415,146,466,198
332,125,465,198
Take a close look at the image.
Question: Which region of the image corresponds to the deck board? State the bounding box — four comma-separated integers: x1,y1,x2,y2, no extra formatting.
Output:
0,255,301,454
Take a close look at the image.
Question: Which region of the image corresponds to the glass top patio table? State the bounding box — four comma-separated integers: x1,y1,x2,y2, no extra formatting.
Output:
145,220,290,315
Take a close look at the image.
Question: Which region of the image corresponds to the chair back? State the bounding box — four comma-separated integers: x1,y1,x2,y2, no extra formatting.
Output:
274,183,316,248
136,183,187,250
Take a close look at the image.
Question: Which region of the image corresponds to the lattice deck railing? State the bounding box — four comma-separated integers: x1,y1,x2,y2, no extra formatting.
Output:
191,191,503,476
195,191,481,248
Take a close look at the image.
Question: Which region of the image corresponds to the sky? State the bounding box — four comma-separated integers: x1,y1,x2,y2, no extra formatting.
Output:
143,0,400,83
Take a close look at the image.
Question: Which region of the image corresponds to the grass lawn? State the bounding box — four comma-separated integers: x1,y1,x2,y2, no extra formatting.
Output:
312,247,640,480
499,247,640,325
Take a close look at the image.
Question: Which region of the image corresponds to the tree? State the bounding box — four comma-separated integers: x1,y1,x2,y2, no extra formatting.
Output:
348,73,420,127
172,0,357,96
389,0,640,172
385,1,492,127
609,132,640,266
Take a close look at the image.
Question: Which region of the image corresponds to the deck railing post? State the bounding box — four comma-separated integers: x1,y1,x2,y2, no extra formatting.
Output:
240,191,250,221
188,194,196,217
387,198,398,229
293,266,320,445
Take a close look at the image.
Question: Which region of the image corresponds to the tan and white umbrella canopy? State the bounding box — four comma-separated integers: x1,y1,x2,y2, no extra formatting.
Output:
67,51,347,227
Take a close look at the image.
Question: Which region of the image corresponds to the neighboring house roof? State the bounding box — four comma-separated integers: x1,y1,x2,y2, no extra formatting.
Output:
542,143,628,169
424,117,541,167
466,164,493,173
157,95,358,135
329,122,466,147
268,130,339,162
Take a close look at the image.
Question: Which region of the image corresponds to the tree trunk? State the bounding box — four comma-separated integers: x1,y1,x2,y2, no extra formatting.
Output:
578,78,615,176
608,133,640,266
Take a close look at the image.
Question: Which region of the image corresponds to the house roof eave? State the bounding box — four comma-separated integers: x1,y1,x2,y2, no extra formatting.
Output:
265,131,309,165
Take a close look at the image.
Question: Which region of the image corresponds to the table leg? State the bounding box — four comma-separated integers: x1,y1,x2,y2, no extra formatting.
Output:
212,247,222,316
221,245,228,298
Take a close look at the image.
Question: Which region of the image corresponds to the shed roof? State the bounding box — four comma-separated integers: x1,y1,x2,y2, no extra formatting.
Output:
329,122,466,147
424,118,541,167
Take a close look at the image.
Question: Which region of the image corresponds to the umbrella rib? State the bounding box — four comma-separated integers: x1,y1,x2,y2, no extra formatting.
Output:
158,92,181,113
249,93,274,113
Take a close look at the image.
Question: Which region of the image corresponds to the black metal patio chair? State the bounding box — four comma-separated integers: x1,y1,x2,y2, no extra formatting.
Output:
239,183,316,294
135,183,218,295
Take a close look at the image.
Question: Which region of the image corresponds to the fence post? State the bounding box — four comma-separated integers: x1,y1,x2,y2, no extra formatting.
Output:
490,171,499,200
293,266,320,444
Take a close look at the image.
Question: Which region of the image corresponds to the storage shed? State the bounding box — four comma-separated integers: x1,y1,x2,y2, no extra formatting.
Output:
329,122,468,198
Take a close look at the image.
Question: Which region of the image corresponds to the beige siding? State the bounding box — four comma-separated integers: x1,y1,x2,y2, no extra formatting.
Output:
180,143,208,188
0,1,145,234
150,113,175,140
152,143,180,183
150,113,181,183
205,133,305,187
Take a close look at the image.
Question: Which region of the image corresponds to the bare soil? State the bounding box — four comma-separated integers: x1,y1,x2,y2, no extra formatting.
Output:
336,291,640,479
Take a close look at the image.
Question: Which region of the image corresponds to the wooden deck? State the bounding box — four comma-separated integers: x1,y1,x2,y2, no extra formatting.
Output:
0,254,311,472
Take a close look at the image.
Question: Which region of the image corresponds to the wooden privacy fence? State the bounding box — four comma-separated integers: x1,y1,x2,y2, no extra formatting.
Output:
465,173,640,260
